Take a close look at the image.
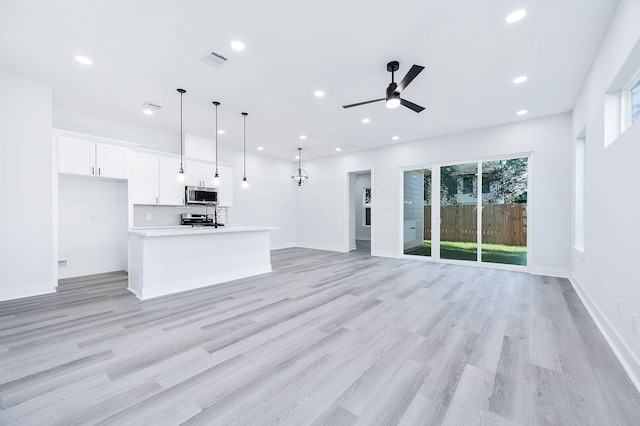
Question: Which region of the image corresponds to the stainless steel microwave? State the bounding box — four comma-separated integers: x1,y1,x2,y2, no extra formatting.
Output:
185,186,218,204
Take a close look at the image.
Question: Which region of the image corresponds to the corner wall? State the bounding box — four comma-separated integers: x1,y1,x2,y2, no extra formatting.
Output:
0,70,54,300
571,0,640,388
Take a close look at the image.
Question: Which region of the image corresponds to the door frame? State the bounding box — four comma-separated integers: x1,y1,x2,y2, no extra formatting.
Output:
344,167,374,252
399,152,533,272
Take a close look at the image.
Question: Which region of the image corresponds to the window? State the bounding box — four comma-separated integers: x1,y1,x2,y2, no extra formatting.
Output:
482,177,491,194
363,188,371,226
631,79,640,125
462,177,473,194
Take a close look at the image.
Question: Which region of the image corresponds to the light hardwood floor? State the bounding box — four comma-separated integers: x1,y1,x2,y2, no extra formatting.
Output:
1,247,639,425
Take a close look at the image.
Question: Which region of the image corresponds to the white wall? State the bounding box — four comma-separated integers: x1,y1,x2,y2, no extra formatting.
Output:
0,70,54,300
58,175,127,278
571,0,640,389
297,113,572,274
53,108,298,249
355,173,371,240
403,170,425,250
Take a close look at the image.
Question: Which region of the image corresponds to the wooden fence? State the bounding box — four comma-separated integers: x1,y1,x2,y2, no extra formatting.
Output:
424,204,527,246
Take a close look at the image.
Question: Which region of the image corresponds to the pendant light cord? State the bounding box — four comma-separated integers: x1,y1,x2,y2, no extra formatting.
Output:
177,88,186,170
213,102,219,174
242,112,248,178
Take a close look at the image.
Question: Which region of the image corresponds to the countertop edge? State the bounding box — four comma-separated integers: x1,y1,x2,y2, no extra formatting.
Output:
128,226,278,237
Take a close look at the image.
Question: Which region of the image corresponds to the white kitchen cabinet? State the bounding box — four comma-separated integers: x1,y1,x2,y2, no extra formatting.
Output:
216,165,234,206
129,153,158,205
158,157,185,205
130,153,185,206
58,136,128,179
96,144,128,178
185,160,216,187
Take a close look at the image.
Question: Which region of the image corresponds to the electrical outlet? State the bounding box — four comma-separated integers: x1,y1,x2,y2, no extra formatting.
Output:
146,213,152,220
633,314,638,335
618,299,622,316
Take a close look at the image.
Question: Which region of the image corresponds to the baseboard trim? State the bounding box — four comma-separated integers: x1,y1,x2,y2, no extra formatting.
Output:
372,250,400,259
569,274,640,393
58,263,127,280
295,243,348,253
0,282,56,301
271,242,296,250
529,266,570,278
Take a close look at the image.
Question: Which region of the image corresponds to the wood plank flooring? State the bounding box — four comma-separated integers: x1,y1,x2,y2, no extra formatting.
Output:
1,246,639,425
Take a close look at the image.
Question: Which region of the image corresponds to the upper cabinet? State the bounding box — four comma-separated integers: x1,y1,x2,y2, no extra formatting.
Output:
216,165,233,206
185,160,216,187
130,152,185,206
129,153,159,205
58,136,129,179
158,156,185,206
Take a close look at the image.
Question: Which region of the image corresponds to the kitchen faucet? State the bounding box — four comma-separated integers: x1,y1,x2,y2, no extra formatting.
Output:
206,202,219,228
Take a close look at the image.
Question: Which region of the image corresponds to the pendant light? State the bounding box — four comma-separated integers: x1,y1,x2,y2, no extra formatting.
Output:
241,112,249,189
212,101,221,186
176,88,186,182
291,147,309,186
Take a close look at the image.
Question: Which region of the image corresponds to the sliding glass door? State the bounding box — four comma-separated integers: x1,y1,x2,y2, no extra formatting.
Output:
403,169,431,256
403,156,528,267
481,158,528,265
440,163,478,261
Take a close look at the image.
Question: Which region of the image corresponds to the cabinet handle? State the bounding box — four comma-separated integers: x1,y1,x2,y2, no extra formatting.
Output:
92,166,95,175
156,197,158,204
98,167,101,176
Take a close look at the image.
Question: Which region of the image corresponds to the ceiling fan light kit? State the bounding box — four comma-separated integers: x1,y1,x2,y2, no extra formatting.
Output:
343,60,426,113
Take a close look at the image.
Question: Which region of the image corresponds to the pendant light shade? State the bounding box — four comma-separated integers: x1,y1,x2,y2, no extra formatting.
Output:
291,147,309,186
212,101,221,186
176,88,187,182
241,112,249,189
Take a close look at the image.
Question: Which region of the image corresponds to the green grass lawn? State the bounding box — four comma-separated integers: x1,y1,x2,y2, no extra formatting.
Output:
404,240,527,266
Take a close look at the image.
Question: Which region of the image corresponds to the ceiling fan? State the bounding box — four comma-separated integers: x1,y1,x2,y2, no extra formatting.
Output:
342,61,426,113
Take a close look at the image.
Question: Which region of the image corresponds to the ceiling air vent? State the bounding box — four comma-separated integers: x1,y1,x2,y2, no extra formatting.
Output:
142,102,162,110
203,50,228,67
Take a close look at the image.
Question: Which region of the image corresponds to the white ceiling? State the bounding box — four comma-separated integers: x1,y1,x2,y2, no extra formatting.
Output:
0,0,617,160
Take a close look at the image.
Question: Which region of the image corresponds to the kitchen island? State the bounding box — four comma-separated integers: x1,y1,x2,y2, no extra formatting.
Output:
127,226,276,300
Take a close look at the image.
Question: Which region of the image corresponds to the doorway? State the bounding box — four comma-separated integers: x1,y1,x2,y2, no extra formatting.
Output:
347,170,372,254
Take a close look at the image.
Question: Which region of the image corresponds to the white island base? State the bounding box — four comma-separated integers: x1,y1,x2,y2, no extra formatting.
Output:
127,226,274,300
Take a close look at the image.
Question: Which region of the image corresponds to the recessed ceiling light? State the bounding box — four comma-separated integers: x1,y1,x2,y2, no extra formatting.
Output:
300,135,307,140
506,9,526,23
362,118,370,123
257,146,264,151
392,136,399,140
230,40,245,51
217,130,225,134
513,76,528,84
314,90,325,97
75,55,93,65
142,109,153,116
516,109,528,116
336,148,342,152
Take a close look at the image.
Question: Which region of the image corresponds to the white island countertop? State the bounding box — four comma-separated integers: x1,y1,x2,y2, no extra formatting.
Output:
129,225,277,238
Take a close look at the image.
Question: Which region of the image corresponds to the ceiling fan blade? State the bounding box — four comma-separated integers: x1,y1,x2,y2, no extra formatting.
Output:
401,99,425,113
396,65,425,93
342,98,385,108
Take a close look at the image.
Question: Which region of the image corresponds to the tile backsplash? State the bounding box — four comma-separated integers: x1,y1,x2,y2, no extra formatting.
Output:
133,204,228,227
